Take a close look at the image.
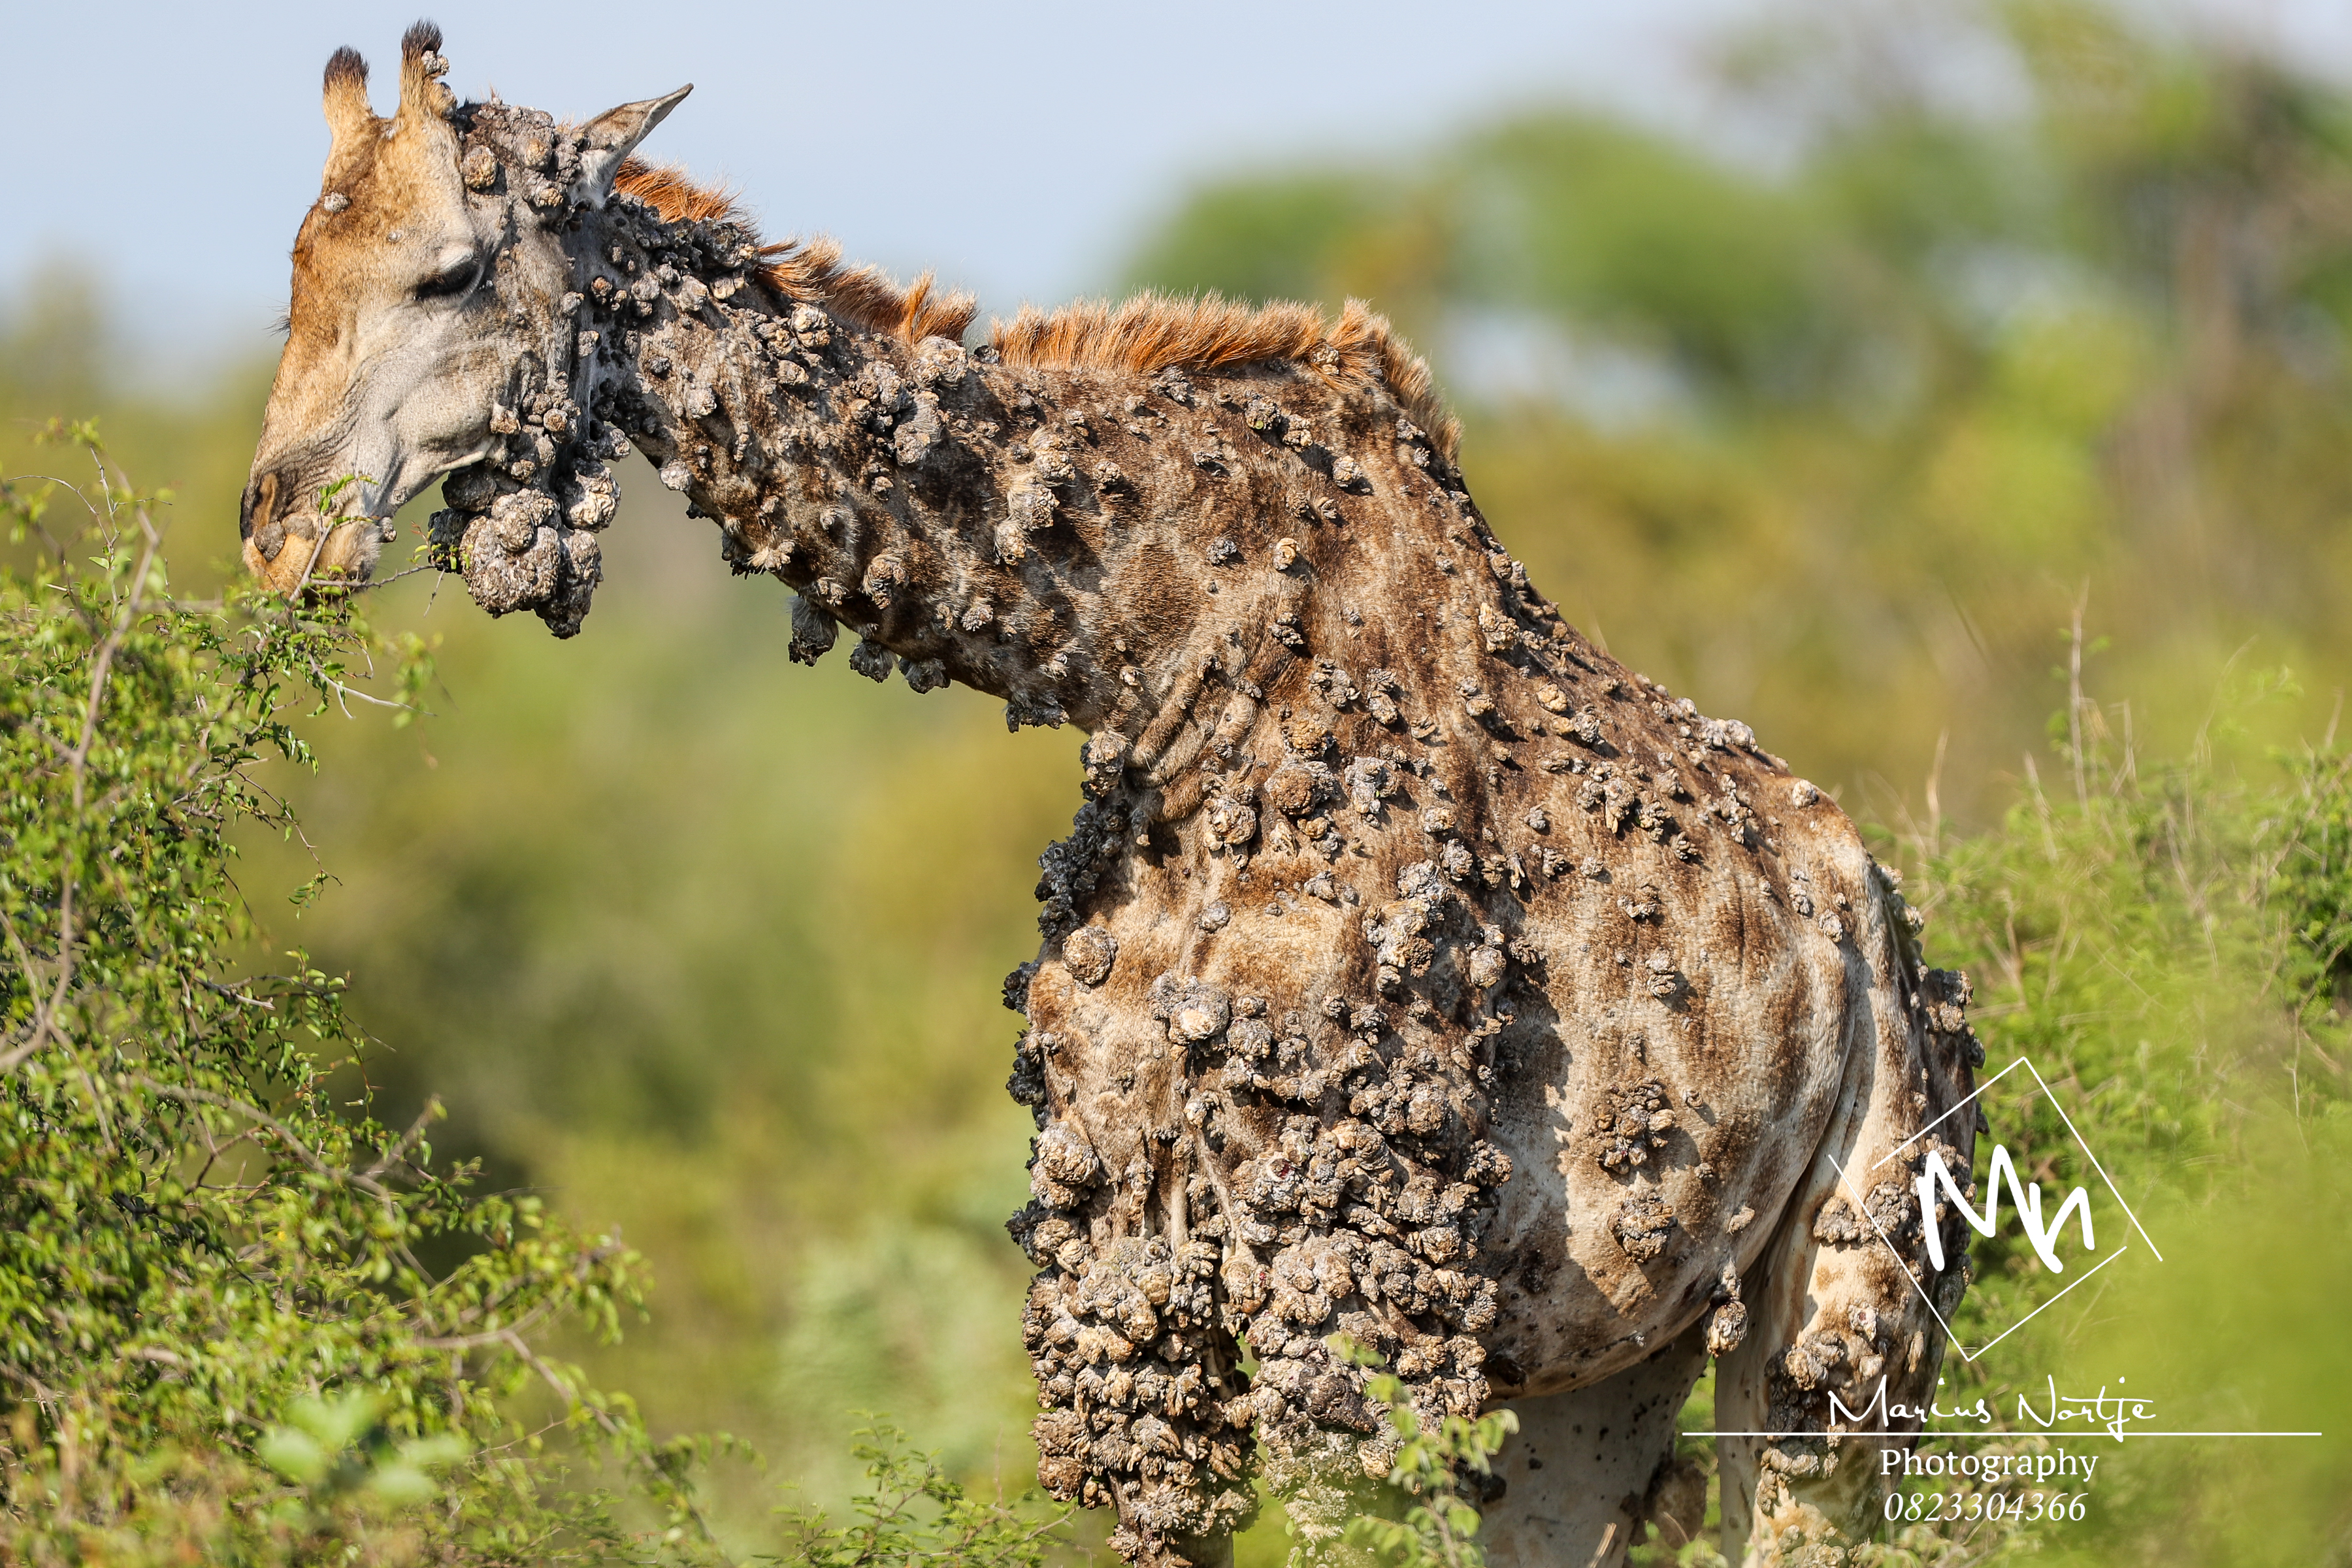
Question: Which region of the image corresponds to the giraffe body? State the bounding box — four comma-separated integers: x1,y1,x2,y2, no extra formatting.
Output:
242,30,1981,1564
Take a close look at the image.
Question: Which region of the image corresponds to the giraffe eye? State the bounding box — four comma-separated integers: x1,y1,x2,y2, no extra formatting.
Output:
415,254,482,302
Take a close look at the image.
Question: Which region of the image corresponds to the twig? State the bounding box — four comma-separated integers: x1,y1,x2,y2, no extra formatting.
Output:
132,1076,393,1201
2067,587,2089,813
1925,728,1947,862
498,1331,740,1565
2021,755,2058,865
364,1096,445,1181
414,1298,561,1354
308,655,421,717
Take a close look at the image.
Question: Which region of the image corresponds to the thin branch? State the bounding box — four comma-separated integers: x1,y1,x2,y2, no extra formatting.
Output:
132,1076,393,1201
2067,587,2089,813
414,1298,561,1354
364,1095,445,1181
308,655,422,717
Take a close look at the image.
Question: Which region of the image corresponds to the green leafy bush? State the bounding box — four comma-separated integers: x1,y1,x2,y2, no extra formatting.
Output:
1332,1339,1516,1568
0,431,715,1563
1632,653,2352,1567
1867,655,2352,1567
764,1421,1071,1568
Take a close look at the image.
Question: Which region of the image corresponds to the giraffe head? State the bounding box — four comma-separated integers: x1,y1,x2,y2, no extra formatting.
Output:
241,22,684,594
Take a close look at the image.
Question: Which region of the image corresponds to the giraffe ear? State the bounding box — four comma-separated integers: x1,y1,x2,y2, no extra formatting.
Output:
395,20,455,126
321,46,378,193
572,86,692,209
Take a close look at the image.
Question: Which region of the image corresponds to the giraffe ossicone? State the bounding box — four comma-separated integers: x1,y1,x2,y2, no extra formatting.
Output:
244,26,1985,1567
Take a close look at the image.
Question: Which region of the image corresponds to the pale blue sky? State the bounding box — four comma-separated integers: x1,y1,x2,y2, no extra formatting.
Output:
0,0,1739,350
5,0,2346,367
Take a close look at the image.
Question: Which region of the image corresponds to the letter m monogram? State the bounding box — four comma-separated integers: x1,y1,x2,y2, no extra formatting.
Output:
1918,1145,2095,1275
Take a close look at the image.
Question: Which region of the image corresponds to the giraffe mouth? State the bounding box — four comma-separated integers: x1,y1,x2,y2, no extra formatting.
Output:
242,513,397,595
244,465,382,547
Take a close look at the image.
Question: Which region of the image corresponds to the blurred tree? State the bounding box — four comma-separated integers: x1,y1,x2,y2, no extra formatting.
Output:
1125,0,2352,824
2,268,273,589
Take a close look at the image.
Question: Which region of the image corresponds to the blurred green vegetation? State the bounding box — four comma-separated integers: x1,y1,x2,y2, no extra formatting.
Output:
1889,666,2352,1565
1126,0,2352,824
1631,666,2352,1565
0,442,699,1563
6,1,2351,1560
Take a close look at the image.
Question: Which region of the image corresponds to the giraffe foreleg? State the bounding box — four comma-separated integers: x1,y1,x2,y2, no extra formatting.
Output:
1714,966,1979,1566
1477,1318,1711,1568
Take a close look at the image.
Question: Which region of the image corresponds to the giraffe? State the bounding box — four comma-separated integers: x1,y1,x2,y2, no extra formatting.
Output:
240,27,1984,1567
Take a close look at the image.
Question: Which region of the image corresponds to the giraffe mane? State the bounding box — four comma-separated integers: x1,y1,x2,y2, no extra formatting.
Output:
611,159,979,345
610,160,1460,461
991,293,1459,461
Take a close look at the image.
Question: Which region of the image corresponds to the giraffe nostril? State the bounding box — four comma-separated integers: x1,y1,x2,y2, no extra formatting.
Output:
240,471,278,534
241,471,287,563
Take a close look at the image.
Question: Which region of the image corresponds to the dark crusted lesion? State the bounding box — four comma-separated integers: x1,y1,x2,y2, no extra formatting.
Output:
1595,1079,1677,1174
1005,841,1522,1561
1610,1189,1677,1262
1035,794,1130,945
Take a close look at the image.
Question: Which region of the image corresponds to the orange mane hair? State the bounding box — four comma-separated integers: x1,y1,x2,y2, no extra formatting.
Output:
990,293,1458,459
611,161,1458,459
613,159,978,344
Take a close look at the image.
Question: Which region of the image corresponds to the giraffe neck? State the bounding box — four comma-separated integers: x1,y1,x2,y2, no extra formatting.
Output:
580,210,1190,735
564,203,1583,776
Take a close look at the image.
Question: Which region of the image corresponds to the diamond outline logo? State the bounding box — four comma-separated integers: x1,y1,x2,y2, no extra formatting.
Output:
1826,1055,2163,1363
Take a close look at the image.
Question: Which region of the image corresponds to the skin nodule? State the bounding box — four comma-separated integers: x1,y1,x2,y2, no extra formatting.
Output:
247,27,1985,1568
